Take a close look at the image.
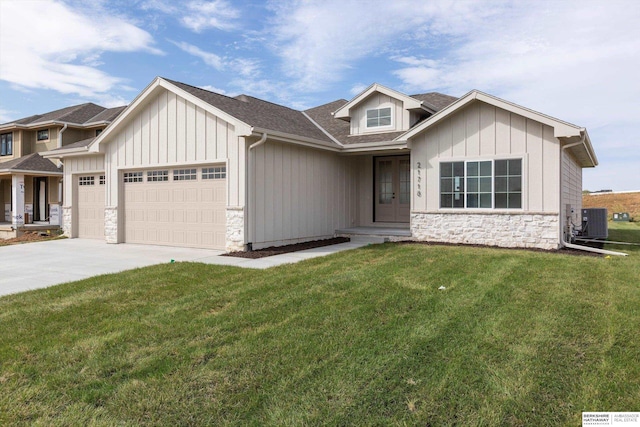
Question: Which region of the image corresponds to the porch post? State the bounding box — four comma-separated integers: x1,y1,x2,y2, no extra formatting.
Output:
11,174,25,226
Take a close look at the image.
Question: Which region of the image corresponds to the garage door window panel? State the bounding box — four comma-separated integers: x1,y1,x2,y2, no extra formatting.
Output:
124,172,143,183
147,170,169,182
202,166,226,179
173,169,197,181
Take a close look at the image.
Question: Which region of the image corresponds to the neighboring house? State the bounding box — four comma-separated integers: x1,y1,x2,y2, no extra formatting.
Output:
43,77,596,251
0,103,126,238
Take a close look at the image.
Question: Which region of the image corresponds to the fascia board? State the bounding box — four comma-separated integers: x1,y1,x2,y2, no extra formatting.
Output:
41,147,91,158
333,83,422,119
251,129,342,152
1,169,63,176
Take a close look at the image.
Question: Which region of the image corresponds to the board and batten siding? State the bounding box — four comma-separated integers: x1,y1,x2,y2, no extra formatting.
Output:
102,88,243,208
250,140,357,248
410,102,560,213
350,93,409,135
562,149,582,226
63,155,105,206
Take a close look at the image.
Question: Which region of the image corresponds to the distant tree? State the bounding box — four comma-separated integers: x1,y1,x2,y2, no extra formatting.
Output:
582,190,591,195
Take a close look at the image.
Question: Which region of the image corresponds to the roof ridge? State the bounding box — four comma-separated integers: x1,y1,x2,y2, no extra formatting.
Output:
162,77,246,105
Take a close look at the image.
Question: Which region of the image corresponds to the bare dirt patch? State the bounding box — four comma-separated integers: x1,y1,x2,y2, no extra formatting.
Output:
223,237,350,259
0,231,64,247
583,192,640,220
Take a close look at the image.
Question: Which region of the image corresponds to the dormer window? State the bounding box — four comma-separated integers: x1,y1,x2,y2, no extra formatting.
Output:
366,107,392,128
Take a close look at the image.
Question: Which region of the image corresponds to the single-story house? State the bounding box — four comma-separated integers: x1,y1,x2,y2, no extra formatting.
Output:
43,77,596,251
0,103,126,238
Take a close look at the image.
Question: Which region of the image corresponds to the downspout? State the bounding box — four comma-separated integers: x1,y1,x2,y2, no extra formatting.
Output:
560,133,627,256
56,124,67,168
246,132,267,250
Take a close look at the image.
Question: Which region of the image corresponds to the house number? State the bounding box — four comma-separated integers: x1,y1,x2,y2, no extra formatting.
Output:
416,162,422,197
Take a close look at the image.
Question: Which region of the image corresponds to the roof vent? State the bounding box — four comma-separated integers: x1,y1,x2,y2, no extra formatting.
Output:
235,94,250,103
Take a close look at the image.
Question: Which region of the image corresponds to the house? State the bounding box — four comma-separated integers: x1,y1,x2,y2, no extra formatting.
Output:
42,77,596,252
0,103,126,238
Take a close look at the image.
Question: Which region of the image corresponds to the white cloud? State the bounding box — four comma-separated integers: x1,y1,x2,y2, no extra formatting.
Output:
349,83,368,96
198,85,226,94
142,0,239,32
173,41,261,77
171,41,224,69
0,0,161,99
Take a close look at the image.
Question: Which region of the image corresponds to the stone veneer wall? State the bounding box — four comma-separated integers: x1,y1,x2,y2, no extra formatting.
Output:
62,206,72,237
226,207,244,252
411,212,560,250
104,207,118,243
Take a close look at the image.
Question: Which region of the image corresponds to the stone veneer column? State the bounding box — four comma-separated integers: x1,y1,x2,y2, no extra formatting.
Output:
226,207,244,252
104,207,119,243
62,206,73,236
411,212,560,250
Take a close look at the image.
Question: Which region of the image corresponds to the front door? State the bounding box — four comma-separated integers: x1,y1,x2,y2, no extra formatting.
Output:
374,156,410,223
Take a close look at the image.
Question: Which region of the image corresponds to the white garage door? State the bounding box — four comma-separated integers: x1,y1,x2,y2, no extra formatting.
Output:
123,166,226,249
77,174,105,239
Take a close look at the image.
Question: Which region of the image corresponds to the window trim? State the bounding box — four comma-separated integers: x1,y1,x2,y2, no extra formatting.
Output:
37,129,50,141
365,106,393,129
438,156,524,211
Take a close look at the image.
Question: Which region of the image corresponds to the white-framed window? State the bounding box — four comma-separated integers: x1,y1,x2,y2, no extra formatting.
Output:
173,168,197,181
123,171,143,183
439,159,522,209
147,170,169,182
366,107,392,128
79,176,95,186
99,175,105,185
202,166,226,180
0,132,12,156
37,129,49,141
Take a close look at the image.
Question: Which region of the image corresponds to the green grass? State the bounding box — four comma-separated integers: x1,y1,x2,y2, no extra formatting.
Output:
1,224,639,426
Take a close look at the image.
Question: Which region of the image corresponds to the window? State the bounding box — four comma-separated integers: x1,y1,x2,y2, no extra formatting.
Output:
0,132,12,156
366,107,392,128
439,159,522,209
495,159,522,208
37,129,49,141
79,176,95,186
173,168,197,181
147,170,169,182
95,129,103,137
202,166,226,180
99,175,105,185
124,172,143,183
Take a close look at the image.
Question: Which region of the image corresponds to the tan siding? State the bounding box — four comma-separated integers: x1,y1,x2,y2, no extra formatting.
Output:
350,93,405,135
103,88,239,208
562,150,582,227
410,101,562,214
251,140,356,248
63,155,105,210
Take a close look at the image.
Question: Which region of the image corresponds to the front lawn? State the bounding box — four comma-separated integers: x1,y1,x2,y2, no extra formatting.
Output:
1,225,639,426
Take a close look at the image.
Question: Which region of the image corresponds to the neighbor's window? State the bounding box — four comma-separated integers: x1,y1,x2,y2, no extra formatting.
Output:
37,129,49,141
366,107,392,128
147,170,169,182
0,132,12,156
78,176,95,186
173,168,197,181
439,159,522,209
123,171,143,183
202,166,226,180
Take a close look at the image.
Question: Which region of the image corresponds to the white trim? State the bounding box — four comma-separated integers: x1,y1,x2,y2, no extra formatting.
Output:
333,83,423,119
115,158,228,171
365,106,393,130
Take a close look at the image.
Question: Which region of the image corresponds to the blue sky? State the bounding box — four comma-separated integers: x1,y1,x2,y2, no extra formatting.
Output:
1,0,638,191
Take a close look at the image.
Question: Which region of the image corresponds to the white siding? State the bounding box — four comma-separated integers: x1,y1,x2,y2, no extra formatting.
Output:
250,140,357,248
350,93,407,135
410,102,560,213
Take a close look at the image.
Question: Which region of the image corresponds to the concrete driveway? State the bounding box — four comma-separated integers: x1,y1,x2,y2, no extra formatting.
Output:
0,239,223,298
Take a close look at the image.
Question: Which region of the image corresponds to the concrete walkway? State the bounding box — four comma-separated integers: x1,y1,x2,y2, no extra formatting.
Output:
0,238,376,297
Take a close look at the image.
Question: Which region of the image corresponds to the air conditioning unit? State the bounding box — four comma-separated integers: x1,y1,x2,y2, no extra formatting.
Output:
581,208,608,239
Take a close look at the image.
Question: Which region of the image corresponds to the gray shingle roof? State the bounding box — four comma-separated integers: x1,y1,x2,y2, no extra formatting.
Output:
0,153,61,173
410,93,458,111
1,103,127,127
165,79,335,144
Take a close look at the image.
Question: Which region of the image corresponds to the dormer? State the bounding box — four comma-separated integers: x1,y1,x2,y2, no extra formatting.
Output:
332,83,435,137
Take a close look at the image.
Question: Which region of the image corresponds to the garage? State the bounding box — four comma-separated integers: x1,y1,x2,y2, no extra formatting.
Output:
77,174,105,239
123,165,226,249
